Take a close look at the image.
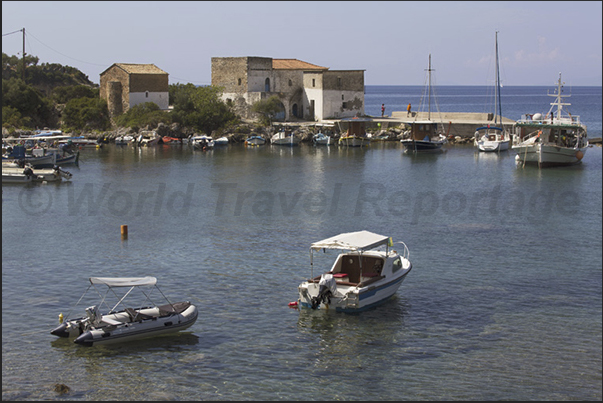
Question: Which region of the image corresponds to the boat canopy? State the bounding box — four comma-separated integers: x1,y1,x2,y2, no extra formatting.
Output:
475,126,503,131
311,230,390,252
89,277,157,287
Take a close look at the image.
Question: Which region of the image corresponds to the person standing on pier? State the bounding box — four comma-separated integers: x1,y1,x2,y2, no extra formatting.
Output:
407,103,411,117
381,104,385,117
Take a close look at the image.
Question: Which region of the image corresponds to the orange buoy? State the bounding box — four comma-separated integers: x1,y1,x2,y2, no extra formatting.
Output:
576,150,584,160
121,225,128,239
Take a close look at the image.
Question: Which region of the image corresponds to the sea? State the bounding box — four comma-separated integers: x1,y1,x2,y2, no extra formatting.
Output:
2,85,602,400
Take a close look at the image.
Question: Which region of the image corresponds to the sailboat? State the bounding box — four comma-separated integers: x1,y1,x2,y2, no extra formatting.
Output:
400,54,447,153
511,73,588,167
474,31,511,152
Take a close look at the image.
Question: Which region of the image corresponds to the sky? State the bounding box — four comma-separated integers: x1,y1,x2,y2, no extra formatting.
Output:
2,1,602,87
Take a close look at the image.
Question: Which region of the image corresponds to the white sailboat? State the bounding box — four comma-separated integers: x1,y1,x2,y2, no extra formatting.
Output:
474,31,510,153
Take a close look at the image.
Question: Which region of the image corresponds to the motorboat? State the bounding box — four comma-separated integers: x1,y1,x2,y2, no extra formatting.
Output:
214,136,229,146
474,32,510,153
338,117,372,147
271,130,301,146
245,135,266,146
312,132,332,146
2,164,72,183
50,276,198,347
400,54,448,153
191,135,214,150
512,73,588,168
297,231,412,313
114,135,135,145
58,138,102,149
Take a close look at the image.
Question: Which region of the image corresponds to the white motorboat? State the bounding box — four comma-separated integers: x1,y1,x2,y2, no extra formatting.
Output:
297,231,412,313
214,136,229,146
271,130,301,146
114,135,135,145
50,276,198,347
474,32,511,153
245,135,266,146
400,55,448,153
512,73,588,168
2,164,72,183
191,135,214,150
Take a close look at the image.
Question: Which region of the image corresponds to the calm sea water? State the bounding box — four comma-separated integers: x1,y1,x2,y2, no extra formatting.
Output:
2,86,602,400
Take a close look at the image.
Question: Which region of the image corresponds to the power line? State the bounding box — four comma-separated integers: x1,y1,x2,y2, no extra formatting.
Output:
25,29,106,67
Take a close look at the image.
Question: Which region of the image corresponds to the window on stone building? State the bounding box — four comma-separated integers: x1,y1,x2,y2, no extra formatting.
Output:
145,91,149,98
342,95,344,100
312,79,315,87
238,78,242,85
338,77,342,87
265,78,270,92
289,79,292,86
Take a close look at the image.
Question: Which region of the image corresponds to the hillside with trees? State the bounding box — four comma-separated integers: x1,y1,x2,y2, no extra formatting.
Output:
2,53,242,136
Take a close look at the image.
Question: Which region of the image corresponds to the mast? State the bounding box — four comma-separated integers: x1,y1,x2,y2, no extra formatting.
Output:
547,73,571,120
427,54,433,120
495,31,501,125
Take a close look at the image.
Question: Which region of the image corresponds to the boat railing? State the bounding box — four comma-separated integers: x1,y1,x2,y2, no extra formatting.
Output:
394,241,410,260
517,114,582,126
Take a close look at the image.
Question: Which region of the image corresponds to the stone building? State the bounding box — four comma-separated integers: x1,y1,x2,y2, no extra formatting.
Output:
100,63,169,117
211,57,365,122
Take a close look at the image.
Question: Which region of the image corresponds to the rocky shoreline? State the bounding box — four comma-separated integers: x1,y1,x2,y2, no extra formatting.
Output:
3,122,601,146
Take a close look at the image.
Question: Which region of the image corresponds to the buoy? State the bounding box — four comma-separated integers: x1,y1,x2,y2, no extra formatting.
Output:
288,301,298,307
121,224,128,239
59,312,64,324
576,150,584,160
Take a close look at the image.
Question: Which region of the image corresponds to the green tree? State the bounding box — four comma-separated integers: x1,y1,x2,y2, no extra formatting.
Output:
2,78,55,128
63,97,110,131
171,84,238,134
251,95,283,126
114,102,172,130
52,85,98,104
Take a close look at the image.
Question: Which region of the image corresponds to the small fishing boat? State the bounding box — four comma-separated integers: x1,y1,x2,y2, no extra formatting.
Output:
245,135,266,146
2,164,72,183
297,231,412,313
312,132,332,145
50,276,198,347
338,117,372,147
191,135,214,150
474,32,511,153
214,136,229,146
271,130,301,146
512,73,588,168
400,54,448,153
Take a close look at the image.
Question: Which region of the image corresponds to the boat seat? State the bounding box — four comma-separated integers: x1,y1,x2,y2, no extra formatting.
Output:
100,316,121,326
124,308,154,321
158,301,191,316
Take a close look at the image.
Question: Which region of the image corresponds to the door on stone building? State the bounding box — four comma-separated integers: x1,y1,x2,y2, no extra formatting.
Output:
292,104,298,118
309,100,315,121
265,78,270,92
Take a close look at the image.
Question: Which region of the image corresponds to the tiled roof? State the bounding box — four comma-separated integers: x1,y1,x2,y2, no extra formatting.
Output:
272,59,328,70
113,63,168,75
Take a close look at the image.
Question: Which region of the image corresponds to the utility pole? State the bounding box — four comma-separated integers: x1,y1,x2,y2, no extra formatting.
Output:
22,27,26,81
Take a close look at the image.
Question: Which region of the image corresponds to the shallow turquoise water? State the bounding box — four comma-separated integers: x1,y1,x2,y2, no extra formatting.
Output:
2,140,601,400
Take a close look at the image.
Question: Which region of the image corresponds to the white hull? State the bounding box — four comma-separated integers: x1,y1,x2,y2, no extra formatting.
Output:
298,232,412,313
2,166,72,183
245,136,266,146
339,136,370,147
271,132,300,146
477,139,510,152
513,143,587,167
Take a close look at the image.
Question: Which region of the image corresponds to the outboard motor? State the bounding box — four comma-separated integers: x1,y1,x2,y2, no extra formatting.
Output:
85,305,101,327
311,273,337,309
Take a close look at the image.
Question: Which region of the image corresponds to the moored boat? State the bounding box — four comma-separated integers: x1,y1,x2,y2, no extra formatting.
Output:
297,231,412,313
400,54,447,153
338,117,372,147
191,135,214,150
474,32,511,153
2,164,72,183
512,73,588,168
245,135,266,146
50,276,198,347
271,130,301,146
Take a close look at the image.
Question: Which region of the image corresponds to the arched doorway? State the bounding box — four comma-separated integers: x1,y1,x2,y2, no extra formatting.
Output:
265,78,270,92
